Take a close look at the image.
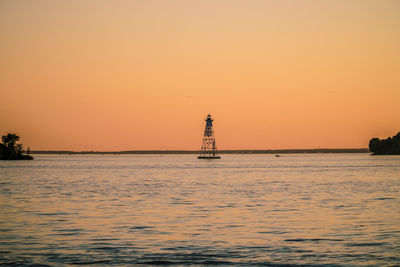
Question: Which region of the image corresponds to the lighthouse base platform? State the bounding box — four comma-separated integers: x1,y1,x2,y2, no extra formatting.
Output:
198,156,221,159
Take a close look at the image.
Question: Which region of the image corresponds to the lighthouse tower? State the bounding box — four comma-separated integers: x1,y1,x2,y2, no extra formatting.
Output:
198,114,221,159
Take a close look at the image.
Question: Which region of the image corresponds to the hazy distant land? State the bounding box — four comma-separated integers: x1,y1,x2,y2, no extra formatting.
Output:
31,148,369,155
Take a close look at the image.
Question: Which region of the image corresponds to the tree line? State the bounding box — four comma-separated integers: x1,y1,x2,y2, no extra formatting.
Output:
0,133,33,160
369,132,400,155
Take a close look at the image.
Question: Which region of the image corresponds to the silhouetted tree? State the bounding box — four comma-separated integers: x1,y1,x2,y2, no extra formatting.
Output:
2,133,20,150
369,138,380,153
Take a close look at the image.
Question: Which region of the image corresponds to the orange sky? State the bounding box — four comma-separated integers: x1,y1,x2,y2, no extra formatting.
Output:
1,1,399,150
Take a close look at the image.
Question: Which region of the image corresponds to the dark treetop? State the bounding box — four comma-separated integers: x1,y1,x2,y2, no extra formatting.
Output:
0,133,33,160
369,132,400,155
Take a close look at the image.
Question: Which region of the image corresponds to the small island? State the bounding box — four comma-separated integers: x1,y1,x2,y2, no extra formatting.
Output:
0,133,34,160
369,132,400,155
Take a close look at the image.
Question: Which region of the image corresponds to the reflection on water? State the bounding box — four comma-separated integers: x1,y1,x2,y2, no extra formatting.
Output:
0,154,399,265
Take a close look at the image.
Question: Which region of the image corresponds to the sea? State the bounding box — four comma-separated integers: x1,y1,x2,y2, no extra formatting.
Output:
0,154,399,266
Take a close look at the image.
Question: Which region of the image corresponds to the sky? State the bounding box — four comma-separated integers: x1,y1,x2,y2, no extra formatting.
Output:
1,0,399,151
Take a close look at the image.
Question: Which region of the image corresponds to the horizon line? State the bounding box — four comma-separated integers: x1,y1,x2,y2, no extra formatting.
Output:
30,148,370,154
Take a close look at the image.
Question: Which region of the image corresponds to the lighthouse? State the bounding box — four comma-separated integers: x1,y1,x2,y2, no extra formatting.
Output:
198,114,221,159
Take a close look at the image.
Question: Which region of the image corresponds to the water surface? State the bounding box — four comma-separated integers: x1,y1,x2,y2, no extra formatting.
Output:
1,154,399,266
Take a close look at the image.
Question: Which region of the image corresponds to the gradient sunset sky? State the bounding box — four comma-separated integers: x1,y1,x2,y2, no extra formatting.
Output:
1,1,399,150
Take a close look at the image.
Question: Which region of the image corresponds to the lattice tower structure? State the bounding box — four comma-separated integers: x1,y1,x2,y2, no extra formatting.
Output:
199,114,220,158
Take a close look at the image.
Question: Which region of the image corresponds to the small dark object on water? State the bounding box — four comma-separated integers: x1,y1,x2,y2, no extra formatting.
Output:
275,154,280,157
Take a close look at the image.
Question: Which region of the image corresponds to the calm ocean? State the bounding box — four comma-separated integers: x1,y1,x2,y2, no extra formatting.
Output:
1,154,399,266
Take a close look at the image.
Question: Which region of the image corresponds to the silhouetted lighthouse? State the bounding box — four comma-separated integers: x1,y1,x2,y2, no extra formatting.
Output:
198,114,221,159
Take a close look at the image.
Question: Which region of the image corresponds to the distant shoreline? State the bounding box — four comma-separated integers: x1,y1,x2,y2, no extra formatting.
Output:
31,148,369,155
